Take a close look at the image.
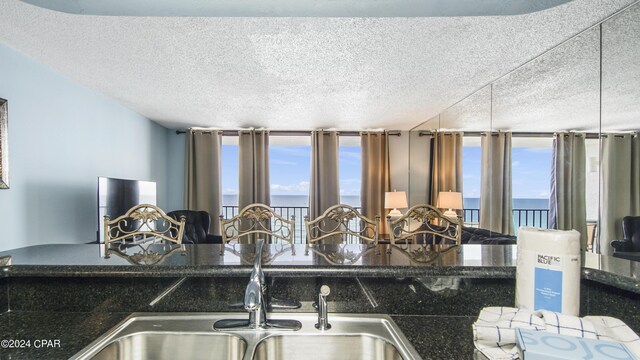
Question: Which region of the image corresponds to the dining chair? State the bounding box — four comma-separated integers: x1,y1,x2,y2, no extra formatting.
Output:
304,204,379,255
103,204,186,255
219,203,296,254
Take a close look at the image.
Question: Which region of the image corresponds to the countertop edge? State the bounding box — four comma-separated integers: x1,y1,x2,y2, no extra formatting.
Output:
1,265,517,278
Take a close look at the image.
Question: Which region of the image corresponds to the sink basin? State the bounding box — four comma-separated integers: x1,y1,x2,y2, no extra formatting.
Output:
91,332,246,360
71,313,421,360
70,314,249,360
253,335,403,360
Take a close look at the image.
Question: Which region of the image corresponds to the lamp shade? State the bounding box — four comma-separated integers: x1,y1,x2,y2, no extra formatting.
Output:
384,191,408,209
437,191,463,210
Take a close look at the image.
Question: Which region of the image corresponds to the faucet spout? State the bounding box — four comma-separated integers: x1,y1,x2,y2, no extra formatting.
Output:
244,283,261,311
244,239,267,328
244,240,264,309
213,239,301,331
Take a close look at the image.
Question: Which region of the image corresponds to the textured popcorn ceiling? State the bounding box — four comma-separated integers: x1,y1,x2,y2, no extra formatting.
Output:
417,1,640,133
602,3,640,131
491,26,601,132
0,0,635,130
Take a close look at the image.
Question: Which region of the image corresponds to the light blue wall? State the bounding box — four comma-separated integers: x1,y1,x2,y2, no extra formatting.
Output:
0,44,170,251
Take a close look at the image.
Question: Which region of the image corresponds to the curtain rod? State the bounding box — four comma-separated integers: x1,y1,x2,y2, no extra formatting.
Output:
418,131,600,139
175,130,402,136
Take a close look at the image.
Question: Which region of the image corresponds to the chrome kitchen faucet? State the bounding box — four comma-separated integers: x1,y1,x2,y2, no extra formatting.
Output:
214,239,301,331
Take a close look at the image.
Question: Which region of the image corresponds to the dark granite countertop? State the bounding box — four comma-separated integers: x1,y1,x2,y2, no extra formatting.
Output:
1,245,638,360
2,275,636,360
0,311,129,360
0,243,638,294
0,274,508,359
0,311,477,360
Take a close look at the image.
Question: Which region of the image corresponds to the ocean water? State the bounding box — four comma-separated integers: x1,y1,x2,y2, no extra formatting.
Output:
464,198,549,210
464,198,550,230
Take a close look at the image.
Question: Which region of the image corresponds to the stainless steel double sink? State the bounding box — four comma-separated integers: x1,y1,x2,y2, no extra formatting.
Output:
70,313,422,360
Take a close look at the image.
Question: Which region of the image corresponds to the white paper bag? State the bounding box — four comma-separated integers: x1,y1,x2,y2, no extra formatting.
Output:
516,227,581,316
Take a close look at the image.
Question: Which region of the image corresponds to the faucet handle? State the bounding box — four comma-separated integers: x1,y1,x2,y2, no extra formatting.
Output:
315,285,331,330
312,285,330,310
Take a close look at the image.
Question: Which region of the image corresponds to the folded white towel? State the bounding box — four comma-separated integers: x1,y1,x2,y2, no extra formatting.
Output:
537,309,598,339
586,316,640,356
472,307,640,360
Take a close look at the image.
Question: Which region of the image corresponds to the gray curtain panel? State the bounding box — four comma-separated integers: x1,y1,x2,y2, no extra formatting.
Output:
549,132,587,250
237,129,271,244
184,129,223,235
480,131,514,235
361,131,391,235
309,130,340,220
238,129,271,209
599,132,640,255
430,131,463,207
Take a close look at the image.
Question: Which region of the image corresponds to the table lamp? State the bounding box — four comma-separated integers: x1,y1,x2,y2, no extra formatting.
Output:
437,191,462,218
385,191,408,218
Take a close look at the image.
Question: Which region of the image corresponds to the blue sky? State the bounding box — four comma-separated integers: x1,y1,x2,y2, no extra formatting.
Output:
223,143,551,201
221,145,362,197
512,147,552,199
221,145,239,195
462,146,552,199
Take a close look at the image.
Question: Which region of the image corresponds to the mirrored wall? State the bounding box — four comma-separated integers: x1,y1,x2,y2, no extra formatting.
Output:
600,3,640,255
408,2,640,255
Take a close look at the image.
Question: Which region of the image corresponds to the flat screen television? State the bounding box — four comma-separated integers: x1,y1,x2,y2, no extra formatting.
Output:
97,177,157,243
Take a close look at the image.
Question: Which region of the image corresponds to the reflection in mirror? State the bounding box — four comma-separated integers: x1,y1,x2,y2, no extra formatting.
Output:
440,86,491,132
600,3,640,257
492,28,600,132
492,28,601,251
602,3,640,132
104,242,186,265
389,245,440,263
223,242,294,265
308,243,377,265
492,29,600,251
510,137,553,228
408,24,602,250
387,204,463,250
441,86,491,229
409,115,438,206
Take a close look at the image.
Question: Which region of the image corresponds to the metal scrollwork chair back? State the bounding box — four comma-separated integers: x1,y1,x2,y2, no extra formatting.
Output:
386,204,462,253
304,204,380,255
219,203,295,251
103,204,186,255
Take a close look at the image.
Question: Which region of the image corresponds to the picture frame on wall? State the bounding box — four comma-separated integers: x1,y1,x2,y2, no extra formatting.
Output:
0,98,8,189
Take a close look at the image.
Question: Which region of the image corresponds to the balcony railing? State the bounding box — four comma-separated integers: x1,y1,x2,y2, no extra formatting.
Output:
512,208,550,229
222,205,550,243
222,205,361,244
463,208,550,230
